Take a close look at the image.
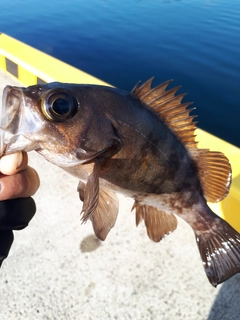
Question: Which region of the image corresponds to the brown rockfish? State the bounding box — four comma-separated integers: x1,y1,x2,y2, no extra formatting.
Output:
1,78,240,286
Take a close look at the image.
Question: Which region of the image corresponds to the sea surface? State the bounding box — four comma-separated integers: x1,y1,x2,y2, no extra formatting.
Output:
1,0,240,146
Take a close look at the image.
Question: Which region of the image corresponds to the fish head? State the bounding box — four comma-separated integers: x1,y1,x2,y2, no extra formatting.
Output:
1,83,89,166
1,82,121,167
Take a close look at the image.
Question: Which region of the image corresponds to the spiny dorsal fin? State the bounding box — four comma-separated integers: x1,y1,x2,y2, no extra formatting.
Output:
132,201,177,242
190,149,232,202
132,78,198,149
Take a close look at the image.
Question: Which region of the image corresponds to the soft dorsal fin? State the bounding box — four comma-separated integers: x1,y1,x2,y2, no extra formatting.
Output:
132,201,177,242
190,149,232,202
132,78,232,202
132,77,198,149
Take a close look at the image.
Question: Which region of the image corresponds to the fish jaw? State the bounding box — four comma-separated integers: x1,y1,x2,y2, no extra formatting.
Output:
0,86,42,156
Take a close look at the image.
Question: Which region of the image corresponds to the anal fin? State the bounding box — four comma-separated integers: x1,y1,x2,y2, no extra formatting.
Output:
78,165,119,241
132,202,178,242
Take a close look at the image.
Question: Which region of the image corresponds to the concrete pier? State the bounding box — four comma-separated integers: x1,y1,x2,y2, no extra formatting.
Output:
0,70,239,320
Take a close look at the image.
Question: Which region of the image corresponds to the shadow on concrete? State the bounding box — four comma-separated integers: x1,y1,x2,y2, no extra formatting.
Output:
80,234,102,253
207,274,240,320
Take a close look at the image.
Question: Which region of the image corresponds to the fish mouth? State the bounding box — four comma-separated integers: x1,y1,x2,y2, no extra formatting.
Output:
0,86,40,156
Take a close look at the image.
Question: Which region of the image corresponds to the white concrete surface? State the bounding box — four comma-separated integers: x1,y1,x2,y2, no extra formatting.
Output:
0,70,240,320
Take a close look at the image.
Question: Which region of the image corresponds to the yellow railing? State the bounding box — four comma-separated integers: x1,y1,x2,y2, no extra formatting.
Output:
0,32,239,231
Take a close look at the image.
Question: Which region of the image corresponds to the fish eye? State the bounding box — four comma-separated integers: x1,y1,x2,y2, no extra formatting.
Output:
42,91,78,121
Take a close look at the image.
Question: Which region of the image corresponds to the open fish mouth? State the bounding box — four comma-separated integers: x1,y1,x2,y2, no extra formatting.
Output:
0,86,41,156
2,86,23,132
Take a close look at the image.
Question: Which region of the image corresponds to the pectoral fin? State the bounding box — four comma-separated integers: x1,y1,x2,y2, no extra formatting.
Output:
133,202,178,242
80,166,99,222
79,164,119,240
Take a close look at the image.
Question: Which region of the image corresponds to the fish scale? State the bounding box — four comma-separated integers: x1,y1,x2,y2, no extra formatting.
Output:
1,78,239,287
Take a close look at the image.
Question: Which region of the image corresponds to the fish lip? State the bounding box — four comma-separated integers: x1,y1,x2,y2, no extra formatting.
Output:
1,86,23,156
1,86,22,132
0,86,41,156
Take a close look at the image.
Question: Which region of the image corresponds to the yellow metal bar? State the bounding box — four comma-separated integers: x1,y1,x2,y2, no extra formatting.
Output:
0,54,6,71
18,65,37,86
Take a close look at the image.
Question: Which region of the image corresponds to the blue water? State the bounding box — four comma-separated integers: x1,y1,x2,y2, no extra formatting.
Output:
1,0,240,146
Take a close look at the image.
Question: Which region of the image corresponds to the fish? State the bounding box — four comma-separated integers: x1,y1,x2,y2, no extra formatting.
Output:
1,78,240,287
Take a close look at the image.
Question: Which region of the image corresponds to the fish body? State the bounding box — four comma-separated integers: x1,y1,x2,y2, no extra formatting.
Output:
1,78,240,286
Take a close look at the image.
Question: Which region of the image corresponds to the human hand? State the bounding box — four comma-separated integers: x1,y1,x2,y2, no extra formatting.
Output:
0,151,40,200
0,152,40,267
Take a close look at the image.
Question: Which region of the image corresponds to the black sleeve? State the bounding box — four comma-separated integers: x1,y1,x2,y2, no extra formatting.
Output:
0,197,36,267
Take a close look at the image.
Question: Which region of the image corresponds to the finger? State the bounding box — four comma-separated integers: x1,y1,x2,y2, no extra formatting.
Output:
0,166,40,201
0,152,28,175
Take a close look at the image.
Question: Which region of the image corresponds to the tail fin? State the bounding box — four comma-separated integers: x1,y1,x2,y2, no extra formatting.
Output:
195,218,240,287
